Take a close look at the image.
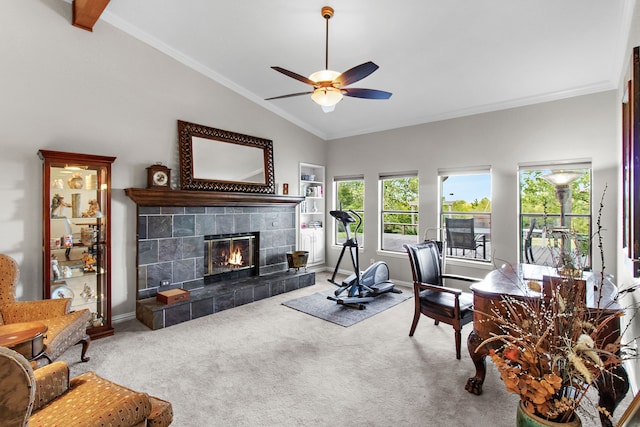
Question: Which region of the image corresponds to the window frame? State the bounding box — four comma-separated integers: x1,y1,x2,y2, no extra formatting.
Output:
518,161,592,269
379,172,419,253
333,175,365,247
438,166,492,263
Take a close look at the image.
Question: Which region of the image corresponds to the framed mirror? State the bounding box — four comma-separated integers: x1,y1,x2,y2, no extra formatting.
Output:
178,120,275,193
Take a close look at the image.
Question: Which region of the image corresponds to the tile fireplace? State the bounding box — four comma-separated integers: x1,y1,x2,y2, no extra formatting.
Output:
124,189,316,330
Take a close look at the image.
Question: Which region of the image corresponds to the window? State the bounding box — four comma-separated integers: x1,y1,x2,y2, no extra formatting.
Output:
380,173,419,252
519,163,592,268
439,168,492,262
333,176,365,245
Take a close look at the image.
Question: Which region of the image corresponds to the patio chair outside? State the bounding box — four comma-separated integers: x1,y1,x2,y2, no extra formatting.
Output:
445,218,486,259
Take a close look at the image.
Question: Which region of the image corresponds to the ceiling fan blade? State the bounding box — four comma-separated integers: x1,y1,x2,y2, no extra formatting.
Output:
342,88,392,100
265,91,313,101
271,67,316,86
335,61,379,87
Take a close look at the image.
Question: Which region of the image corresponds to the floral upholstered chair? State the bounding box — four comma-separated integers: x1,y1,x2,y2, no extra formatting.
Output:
0,346,173,426
0,253,90,364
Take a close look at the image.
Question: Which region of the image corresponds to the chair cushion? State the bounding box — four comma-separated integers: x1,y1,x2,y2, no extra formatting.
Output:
419,289,473,321
30,371,152,426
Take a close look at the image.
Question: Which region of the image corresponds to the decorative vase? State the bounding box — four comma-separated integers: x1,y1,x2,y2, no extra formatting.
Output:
72,193,81,218
516,401,581,427
68,172,84,189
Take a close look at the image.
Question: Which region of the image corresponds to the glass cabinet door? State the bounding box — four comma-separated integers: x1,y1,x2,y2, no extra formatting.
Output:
39,150,116,339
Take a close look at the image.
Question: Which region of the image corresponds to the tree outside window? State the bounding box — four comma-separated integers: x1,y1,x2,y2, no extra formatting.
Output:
519,166,591,268
380,174,419,252
334,177,365,245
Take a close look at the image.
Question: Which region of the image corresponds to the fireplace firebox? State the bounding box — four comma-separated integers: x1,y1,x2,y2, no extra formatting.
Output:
204,232,259,284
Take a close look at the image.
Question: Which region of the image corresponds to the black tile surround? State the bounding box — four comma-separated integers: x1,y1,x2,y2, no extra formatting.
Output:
134,204,316,329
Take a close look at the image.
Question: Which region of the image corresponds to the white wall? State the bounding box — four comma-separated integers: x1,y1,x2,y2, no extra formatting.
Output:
326,91,619,285
0,1,325,318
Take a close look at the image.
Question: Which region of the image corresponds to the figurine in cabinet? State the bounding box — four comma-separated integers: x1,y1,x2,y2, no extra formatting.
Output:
51,255,60,279
51,193,71,217
82,251,96,272
80,283,96,302
82,199,100,217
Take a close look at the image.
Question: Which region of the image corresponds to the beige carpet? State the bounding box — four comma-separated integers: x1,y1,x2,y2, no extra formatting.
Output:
59,271,630,427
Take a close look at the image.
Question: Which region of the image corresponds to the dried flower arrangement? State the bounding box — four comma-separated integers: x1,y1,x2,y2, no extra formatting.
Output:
476,189,639,424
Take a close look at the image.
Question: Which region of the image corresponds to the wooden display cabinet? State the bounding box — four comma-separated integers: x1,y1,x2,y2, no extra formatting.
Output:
39,150,116,339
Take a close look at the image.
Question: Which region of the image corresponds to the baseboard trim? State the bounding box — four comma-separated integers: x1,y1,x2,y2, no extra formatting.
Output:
112,312,136,324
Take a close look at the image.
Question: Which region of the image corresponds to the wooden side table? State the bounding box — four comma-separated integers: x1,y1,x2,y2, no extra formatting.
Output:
0,321,48,361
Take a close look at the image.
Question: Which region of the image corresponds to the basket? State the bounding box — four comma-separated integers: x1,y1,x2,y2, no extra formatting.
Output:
286,251,309,272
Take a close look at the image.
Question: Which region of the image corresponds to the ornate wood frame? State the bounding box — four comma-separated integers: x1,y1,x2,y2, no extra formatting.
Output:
623,47,640,277
178,120,275,193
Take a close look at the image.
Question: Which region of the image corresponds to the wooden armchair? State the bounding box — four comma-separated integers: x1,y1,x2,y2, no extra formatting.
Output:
0,254,90,364
404,241,479,359
0,346,173,426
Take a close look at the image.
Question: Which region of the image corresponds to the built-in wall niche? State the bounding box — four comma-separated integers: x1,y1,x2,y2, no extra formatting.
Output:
39,150,116,339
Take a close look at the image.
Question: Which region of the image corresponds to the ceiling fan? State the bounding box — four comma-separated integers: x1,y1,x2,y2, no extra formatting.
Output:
266,6,392,113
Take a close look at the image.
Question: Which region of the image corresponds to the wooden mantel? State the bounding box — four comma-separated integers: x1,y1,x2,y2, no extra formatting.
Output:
124,188,305,207
73,0,110,32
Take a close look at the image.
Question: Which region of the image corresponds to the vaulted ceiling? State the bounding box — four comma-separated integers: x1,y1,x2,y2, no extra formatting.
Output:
87,0,633,140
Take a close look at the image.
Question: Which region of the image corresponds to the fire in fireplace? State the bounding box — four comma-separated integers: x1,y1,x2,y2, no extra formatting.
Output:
204,232,259,283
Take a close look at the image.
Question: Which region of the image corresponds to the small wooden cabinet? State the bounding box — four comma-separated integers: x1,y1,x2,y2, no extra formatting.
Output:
39,150,115,339
298,163,325,266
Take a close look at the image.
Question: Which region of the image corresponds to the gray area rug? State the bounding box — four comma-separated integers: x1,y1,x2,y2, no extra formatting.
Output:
282,289,412,327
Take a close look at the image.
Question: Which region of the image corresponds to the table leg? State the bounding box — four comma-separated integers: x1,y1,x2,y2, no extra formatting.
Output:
465,329,488,395
595,365,629,427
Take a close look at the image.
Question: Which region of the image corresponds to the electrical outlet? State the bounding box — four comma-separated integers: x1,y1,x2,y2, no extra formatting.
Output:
370,258,375,265
160,280,169,287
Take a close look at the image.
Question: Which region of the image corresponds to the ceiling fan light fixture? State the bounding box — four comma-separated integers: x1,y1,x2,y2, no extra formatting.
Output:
311,87,343,110
309,69,340,84
266,5,391,109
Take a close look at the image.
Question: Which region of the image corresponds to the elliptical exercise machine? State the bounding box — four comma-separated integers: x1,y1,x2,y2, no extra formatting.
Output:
328,209,400,309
